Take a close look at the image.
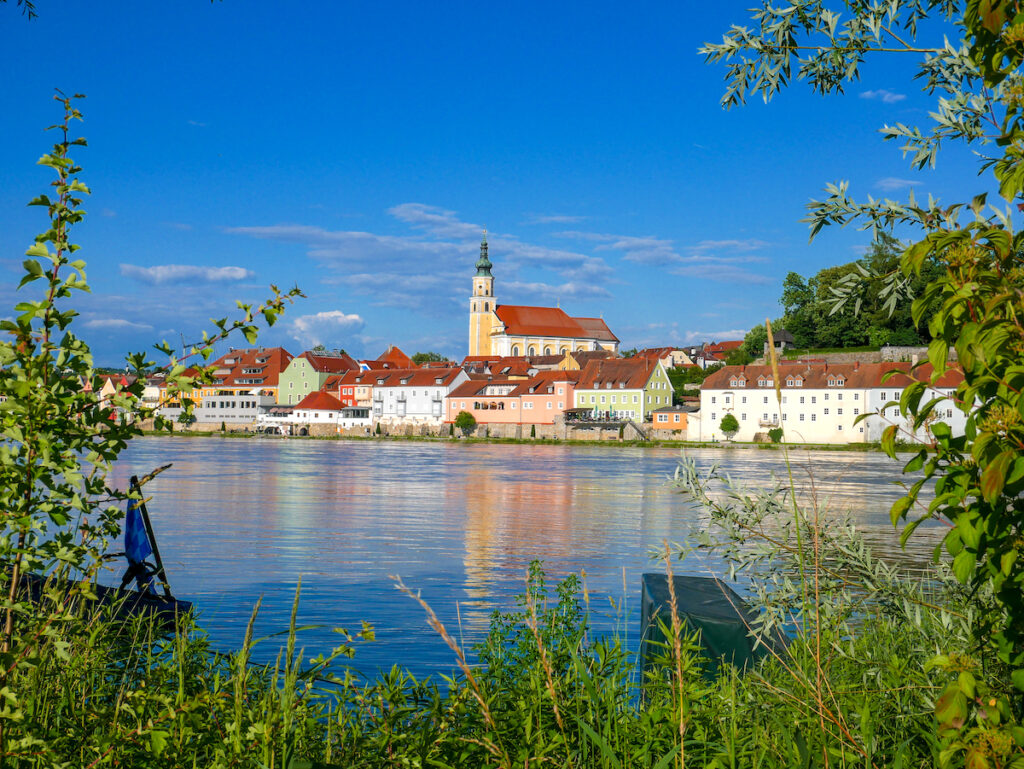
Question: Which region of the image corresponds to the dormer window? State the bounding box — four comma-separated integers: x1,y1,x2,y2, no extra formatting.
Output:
606,382,612,389
619,382,625,388
435,377,443,384
827,376,846,387
786,376,803,388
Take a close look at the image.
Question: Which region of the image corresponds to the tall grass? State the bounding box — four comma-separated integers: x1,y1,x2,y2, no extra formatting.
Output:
0,510,995,768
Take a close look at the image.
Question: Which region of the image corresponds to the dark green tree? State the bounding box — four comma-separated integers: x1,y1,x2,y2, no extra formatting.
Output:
454,410,476,436
719,413,740,440
412,351,445,364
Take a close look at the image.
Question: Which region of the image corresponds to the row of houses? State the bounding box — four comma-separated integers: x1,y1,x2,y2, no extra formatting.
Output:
132,339,968,445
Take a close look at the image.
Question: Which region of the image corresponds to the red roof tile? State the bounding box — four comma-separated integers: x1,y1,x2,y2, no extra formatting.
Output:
494,305,618,342
577,358,658,390
208,347,294,390
376,346,417,368
300,351,359,373
294,391,346,411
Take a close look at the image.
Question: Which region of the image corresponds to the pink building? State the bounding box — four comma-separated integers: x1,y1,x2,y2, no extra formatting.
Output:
445,371,580,425
512,370,579,424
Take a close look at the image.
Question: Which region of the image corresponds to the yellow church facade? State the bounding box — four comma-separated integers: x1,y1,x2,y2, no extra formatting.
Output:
468,235,619,357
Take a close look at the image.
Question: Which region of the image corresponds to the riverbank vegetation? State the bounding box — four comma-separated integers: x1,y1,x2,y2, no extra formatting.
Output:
4,1,1024,766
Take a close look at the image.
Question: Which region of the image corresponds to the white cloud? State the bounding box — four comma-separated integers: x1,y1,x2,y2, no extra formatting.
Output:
860,89,906,104
100,208,117,218
289,310,365,347
679,328,748,344
187,120,208,127
875,177,920,192
669,263,773,284
120,264,255,284
225,206,617,315
83,318,154,331
526,214,587,224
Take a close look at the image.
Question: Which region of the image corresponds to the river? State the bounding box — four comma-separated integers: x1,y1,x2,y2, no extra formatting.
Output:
109,436,940,679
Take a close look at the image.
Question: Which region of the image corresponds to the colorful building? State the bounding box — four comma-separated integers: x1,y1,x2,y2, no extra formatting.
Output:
468,234,619,357
278,351,358,405
573,358,672,422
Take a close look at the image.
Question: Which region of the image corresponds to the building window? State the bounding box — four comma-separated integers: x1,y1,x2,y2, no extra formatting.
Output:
511,403,517,409
762,413,768,421
711,396,716,404
546,402,552,409
853,408,859,415
658,414,668,423
763,396,768,404
711,413,716,420
838,424,843,431
557,402,563,409
837,393,843,401
824,393,829,401
799,414,805,421
811,414,817,421
783,413,788,421
600,396,606,404
799,396,805,404
741,413,746,420
824,408,829,415
837,408,843,415
741,396,747,404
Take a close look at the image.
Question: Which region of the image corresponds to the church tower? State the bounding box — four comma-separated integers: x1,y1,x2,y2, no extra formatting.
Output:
468,232,495,356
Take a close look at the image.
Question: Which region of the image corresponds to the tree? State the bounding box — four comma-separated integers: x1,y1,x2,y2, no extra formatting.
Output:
724,347,751,366
412,351,444,364
454,410,476,436
742,324,768,359
0,93,299,759
705,0,1024,733
719,413,739,441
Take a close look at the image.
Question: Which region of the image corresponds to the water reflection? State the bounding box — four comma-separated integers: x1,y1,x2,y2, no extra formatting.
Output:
111,438,938,679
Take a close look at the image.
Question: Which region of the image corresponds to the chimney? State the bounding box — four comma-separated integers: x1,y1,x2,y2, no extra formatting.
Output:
854,361,860,371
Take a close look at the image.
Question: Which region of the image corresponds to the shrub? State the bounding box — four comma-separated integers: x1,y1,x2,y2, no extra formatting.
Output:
719,413,739,440
454,410,476,436
768,427,783,444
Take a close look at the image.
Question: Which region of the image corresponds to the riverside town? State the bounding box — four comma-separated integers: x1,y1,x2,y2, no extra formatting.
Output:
3,3,1024,769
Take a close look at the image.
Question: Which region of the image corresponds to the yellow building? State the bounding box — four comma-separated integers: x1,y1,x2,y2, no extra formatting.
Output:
468,234,619,357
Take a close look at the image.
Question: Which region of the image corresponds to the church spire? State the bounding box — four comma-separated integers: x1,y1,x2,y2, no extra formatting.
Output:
475,229,493,277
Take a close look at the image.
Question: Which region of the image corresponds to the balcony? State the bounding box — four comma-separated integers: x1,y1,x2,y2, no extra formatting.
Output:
758,419,780,428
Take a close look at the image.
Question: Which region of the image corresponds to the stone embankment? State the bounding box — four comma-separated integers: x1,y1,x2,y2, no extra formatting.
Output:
139,418,676,442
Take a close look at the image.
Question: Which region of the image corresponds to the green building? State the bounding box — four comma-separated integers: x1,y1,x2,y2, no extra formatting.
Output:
278,351,358,405
572,358,672,422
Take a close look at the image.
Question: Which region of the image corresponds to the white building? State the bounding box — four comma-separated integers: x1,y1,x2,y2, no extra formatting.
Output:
698,362,965,444
372,368,469,426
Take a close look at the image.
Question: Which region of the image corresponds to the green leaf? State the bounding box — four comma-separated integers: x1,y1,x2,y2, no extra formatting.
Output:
149,729,168,755
952,549,977,584
980,450,1014,505
25,241,49,258
935,682,968,726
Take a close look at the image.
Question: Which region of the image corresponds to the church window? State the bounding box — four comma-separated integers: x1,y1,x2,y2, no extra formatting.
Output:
528,346,536,355
484,302,489,312
512,345,520,356
544,346,551,355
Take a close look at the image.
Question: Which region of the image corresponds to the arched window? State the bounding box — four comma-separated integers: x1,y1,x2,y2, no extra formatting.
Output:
559,346,568,354
511,345,520,356
528,345,536,355
543,346,551,355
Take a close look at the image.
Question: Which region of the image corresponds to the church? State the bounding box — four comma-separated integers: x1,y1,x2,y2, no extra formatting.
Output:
468,234,619,357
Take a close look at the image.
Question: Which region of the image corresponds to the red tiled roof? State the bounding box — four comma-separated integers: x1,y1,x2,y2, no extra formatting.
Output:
705,340,744,354
370,367,464,387
449,378,519,399
300,351,359,373
376,345,417,368
574,317,619,343
509,370,581,397
208,347,294,390
494,305,618,342
702,362,964,390
294,391,345,411
577,358,658,390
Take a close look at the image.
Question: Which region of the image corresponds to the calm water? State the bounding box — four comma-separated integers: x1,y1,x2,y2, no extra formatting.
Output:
108,437,939,679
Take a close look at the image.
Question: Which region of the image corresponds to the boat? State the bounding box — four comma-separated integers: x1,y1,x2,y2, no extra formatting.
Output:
15,463,193,626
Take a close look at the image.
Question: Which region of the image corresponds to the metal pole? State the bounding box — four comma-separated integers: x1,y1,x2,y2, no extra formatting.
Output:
129,474,173,598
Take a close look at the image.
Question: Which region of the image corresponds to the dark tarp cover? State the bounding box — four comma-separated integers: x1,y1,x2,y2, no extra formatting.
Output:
640,573,783,675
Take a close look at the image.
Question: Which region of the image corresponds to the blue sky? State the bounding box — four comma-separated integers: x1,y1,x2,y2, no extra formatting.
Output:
0,1,974,365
